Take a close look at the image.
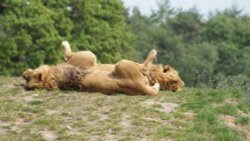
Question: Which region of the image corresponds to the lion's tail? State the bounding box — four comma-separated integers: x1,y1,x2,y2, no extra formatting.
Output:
62,41,73,61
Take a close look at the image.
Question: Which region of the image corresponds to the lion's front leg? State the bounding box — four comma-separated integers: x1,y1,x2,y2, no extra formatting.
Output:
143,49,157,67
140,49,157,76
137,82,160,95
152,83,160,92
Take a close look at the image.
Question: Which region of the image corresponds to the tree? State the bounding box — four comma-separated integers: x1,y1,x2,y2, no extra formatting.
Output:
168,8,203,43
127,7,156,61
150,0,174,24
205,7,250,86
0,0,134,75
0,0,72,75
127,2,250,87
69,0,134,63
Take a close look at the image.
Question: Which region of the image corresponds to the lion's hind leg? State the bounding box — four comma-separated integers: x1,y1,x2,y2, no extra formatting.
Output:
62,41,97,69
62,41,72,61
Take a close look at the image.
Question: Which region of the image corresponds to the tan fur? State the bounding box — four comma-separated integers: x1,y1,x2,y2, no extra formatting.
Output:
62,41,96,69
23,55,160,95
23,64,86,90
62,41,184,92
147,65,185,92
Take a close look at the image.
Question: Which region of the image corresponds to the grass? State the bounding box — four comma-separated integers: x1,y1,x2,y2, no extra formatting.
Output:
0,76,249,140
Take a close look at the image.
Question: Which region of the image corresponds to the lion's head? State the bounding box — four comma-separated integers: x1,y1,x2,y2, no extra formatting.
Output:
148,64,184,92
23,65,52,90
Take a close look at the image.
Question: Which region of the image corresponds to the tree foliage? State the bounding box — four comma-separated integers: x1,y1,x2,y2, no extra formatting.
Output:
69,0,134,62
127,0,250,87
0,0,134,75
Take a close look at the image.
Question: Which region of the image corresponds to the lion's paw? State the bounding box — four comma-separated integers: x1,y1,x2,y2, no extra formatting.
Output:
149,49,157,58
152,83,160,91
62,41,70,47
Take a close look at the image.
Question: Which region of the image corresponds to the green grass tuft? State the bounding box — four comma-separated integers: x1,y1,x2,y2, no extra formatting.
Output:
216,104,238,116
235,116,250,125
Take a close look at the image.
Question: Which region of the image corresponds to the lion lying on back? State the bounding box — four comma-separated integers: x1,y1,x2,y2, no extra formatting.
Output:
62,41,184,92
23,50,160,95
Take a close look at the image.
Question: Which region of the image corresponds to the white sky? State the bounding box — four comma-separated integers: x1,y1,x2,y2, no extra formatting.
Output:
122,0,250,16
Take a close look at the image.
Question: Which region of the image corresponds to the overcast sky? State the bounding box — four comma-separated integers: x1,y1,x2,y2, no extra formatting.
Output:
122,0,250,16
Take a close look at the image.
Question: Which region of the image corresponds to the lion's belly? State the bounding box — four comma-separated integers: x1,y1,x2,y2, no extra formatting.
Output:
80,71,120,94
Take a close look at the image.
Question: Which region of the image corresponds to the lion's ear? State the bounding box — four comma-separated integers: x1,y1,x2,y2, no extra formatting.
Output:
163,65,171,73
38,73,43,81
34,73,44,81
23,69,33,80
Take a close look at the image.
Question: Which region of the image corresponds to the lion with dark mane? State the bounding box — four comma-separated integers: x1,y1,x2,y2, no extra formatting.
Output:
62,41,184,92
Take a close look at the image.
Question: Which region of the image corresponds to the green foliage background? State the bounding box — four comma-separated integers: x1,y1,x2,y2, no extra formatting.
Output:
0,0,250,88
128,1,250,88
0,0,134,75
